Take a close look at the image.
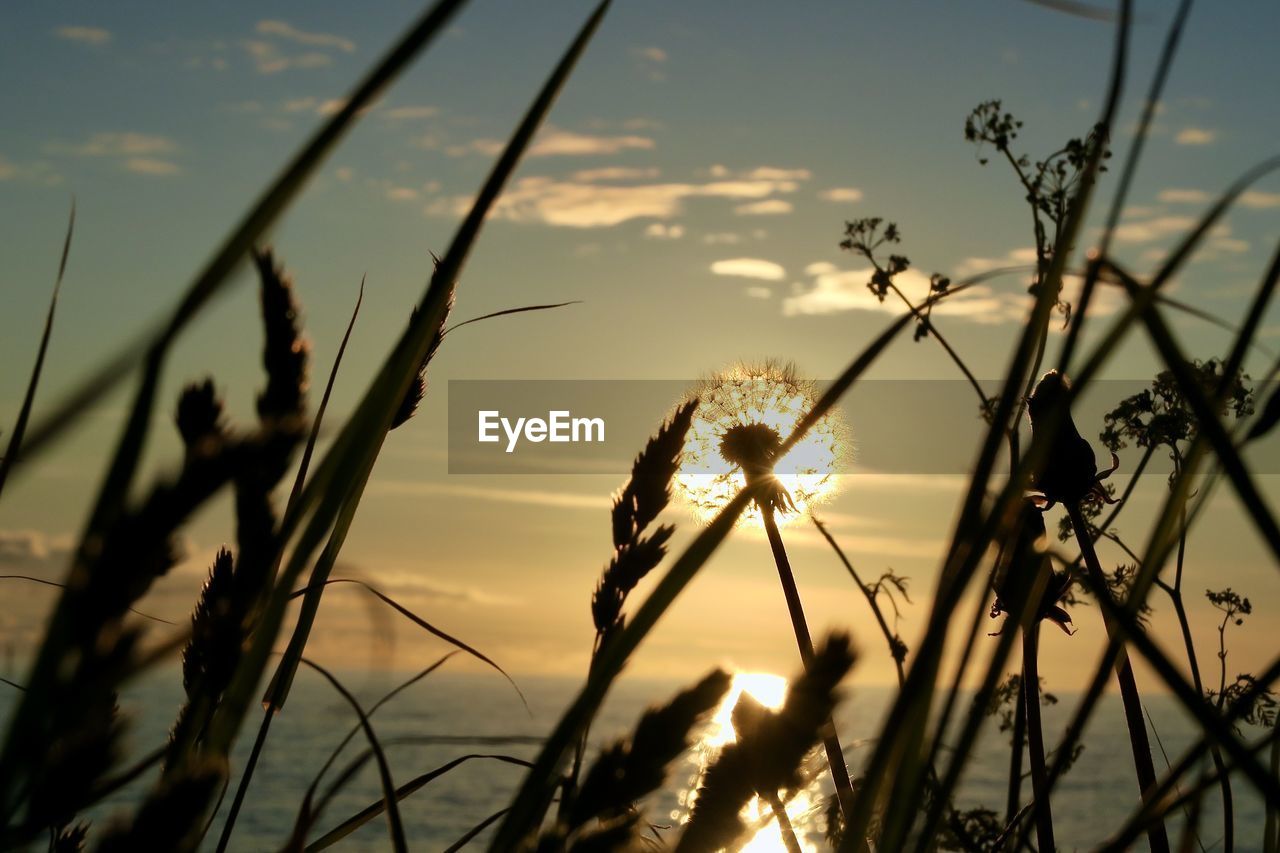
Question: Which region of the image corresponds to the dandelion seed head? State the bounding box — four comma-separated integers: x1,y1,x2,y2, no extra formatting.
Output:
674,361,848,527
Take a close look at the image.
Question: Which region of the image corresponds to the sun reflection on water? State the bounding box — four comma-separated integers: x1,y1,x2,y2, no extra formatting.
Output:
677,671,824,852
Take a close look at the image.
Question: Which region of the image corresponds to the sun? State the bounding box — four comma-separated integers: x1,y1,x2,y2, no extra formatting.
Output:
673,362,848,528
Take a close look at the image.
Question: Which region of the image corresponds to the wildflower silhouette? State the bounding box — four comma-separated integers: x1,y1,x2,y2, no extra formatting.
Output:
675,361,856,818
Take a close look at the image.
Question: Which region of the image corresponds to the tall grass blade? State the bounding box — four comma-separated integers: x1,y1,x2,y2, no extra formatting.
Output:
0,201,74,500
299,659,406,853
306,755,532,851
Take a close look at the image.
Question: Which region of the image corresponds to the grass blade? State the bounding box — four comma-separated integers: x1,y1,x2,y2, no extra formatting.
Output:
0,201,73,500
299,658,406,853
306,755,532,851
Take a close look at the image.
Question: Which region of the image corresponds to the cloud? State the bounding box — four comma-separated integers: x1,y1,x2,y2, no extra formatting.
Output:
255,20,355,52
735,199,793,216
818,187,863,203
527,129,655,158
644,222,684,239
0,530,71,565
1112,215,1198,243
702,232,743,245
632,46,667,63
242,40,333,74
386,186,418,201
1175,127,1216,146
365,569,518,606
1158,188,1211,204
282,96,348,116
743,167,811,181
429,175,798,228
710,257,786,281
125,157,180,176
745,286,772,299
573,166,660,181
449,128,655,159
380,105,438,120
0,155,11,181
0,153,61,185
372,480,608,510
952,247,1038,278
50,132,176,158
1241,190,1280,209
54,26,111,45
778,261,1113,324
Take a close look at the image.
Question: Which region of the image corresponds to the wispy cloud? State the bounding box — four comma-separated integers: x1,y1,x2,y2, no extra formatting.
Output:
632,46,668,63
1157,188,1211,204
818,187,863,202
1241,190,1280,209
429,174,798,228
452,127,656,159
242,40,332,74
1174,127,1216,146
371,480,608,510
779,260,1116,324
734,199,793,215
380,105,438,121
53,26,111,46
46,132,181,176
50,132,175,158
742,166,811,181
0,530,71,566
1112,215,1198,243
255,20,355,52
644,222,684,239
572,166,660,181
710,257,786,281
125,157,181,176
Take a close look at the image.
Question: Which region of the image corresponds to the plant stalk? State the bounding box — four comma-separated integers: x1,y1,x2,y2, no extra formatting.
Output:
1022,622,1056,852
1069,501,1171,853
761,506,856,817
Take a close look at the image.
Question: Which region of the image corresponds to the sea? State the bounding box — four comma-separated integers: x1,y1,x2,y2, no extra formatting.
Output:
0,670,1271,852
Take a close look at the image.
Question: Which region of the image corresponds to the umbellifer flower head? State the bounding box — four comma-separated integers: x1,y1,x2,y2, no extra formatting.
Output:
674,361,847,527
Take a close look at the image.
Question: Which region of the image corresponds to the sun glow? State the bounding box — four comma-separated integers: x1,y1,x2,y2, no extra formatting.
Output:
674,362,847,528
678,671,824,852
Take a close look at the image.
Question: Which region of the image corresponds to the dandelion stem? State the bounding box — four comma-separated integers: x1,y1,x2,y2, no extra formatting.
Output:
1069,501,1170,853
765,791,803,853
761,506,856,816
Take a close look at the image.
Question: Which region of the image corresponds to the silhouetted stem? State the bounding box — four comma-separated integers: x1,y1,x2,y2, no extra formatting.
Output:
1069,502,1170,853
1266,733,1279,853
765,791,803,853
762,507,856,817
810,515,905,686
1022,623,1056,852
215,708,274,853
1005,676,1027,825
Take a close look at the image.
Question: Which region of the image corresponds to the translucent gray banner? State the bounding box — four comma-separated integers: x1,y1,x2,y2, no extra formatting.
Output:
446,379,1278,475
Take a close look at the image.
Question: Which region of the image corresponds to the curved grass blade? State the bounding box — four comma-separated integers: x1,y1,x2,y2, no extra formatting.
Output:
299,658,406,853
206,0,614,825
286,654,456,846
0,575,174,625
288,579,526,708
215,280,363,852
443,809,509,853
0,201,74,500
307,755,532,851
443,301,581,335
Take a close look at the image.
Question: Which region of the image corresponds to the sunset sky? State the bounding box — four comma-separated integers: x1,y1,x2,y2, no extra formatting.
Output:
2,0,1279,693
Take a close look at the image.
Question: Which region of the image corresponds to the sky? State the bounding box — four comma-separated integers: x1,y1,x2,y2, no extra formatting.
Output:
2,0,1280,695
